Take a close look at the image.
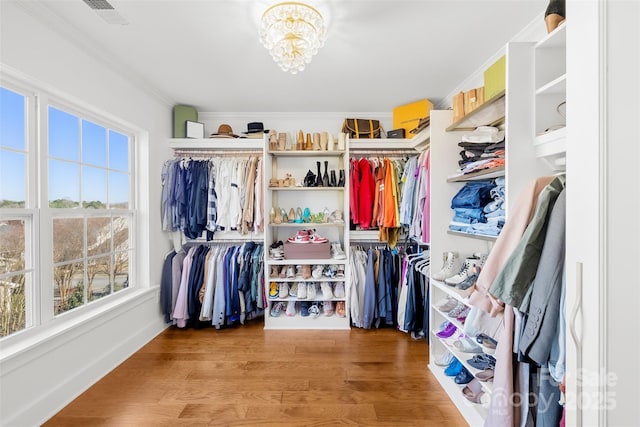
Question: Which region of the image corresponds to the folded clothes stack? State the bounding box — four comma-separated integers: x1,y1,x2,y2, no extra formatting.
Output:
448,126,506,180
448,179,504,237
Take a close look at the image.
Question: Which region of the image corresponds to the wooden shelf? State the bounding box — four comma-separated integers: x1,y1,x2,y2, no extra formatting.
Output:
446,91,506,132
447,166,505,182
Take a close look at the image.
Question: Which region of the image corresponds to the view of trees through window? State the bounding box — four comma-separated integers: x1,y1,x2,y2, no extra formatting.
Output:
0,84,134,338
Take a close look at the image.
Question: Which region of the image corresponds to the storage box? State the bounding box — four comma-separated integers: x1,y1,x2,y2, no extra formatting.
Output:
393,98,433,139
283,241,330,260
452,92,465,123
173,105,198,138
484,55,506,101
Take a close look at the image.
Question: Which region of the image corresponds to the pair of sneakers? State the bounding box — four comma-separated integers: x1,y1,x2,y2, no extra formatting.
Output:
300,301,321,318
287,229,328,244
330,242,346,260
271,301,297,317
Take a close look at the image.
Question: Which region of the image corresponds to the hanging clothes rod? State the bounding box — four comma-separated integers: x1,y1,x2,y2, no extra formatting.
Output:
173,149,263,158
348,150,419,157
185,238,264,245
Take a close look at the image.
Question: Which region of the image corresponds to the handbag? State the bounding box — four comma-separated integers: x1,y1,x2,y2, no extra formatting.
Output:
342,118,384,139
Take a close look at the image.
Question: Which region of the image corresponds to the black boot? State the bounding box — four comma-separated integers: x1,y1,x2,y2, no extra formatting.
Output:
315,161,322,187
330,170,337,187
338,169,345,187
322,161,329,187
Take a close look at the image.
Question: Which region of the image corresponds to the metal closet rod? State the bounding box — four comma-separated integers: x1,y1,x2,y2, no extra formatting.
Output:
173,149,263,157
185,239,264,245
348,150,418,156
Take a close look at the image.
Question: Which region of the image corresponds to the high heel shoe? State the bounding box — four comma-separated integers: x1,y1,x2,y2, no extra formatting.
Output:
281,208,288,223
288,208,296,223
269,207,276,224
297,130,304,151
295,207,303,223
305,133,313,150
338,169,345,187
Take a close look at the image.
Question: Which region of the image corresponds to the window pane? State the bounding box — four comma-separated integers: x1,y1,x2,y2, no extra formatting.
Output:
113,251,129,291
49,160,80,207
53,261,84,315
48,107,79,161
53,218,83,263
82,166,107,208
0,273,27,337
109,130,129,172
109,172,129,209
82,120,107,167
113,216,129,251
0,87,26,150
88,256,111,302
0,150,25,208
87,217,111,257
0,219,25,274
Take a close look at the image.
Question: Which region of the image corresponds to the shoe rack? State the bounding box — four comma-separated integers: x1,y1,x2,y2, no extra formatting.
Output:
263,134,350,330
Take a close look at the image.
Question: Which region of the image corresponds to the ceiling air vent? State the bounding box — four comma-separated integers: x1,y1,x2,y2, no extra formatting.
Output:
82,0,129,25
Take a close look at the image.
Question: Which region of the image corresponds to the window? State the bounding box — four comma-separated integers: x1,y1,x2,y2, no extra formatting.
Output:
0,79,136,338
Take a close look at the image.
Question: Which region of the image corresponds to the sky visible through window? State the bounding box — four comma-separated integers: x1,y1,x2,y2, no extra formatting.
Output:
0,87,130,206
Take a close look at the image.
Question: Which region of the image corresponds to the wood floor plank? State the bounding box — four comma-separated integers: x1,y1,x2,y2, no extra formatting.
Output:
44,321,467,426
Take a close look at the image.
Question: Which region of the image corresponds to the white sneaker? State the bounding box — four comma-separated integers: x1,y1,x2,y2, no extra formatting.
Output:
432,251,460,281
333,282,345,298
307,282,317,299
312,264,323,279
320,282,334,300
297,282,307,299
331,242,346,260
289,282,299,298
278,282,289,298
434,351,454,367
286,301,296,316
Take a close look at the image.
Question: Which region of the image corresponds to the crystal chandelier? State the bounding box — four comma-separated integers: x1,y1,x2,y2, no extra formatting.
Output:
259,2,327,74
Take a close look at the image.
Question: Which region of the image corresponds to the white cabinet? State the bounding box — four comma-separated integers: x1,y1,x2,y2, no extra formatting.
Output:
263,147,350,330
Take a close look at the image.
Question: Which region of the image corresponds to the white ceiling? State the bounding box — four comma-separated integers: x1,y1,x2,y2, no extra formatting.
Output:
20,0,546,113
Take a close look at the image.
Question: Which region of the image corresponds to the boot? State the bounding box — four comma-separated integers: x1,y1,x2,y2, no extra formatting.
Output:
297,130,304,151
278,132,287,150
269,130,277,151
322,161,329,186
320,132,328,150
312,132,321,150
327,134,335,151
315,161,323,187
305,133,313,150
337,132,346,150
445,256,481,286
330,170,337,187
338,169,345,187
304,170,316,187
432,252,460,281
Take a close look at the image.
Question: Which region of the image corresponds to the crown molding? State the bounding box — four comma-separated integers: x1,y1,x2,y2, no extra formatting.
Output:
199,111,392,120
13,1,174,110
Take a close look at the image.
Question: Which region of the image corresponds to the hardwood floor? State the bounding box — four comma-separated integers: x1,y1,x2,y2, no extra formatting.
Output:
44,321,466,426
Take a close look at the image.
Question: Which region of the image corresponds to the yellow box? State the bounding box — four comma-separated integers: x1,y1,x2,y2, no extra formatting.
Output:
484,55,506,101
393,98,433,138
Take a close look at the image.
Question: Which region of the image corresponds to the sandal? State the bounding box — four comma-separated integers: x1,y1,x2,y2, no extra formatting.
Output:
269,178,279,188
274,207,283,224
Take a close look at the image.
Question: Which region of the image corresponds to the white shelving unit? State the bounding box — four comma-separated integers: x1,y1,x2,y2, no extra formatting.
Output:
534,22,567,169
263,146,350,330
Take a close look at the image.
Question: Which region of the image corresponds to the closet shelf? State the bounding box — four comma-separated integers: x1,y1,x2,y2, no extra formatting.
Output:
264,314,350,330
428,364,489,426
431,331,495,395
267,258,347,265
350,230,382,242
431,280,472,308
268,186,344,191
446,230,498,242
347,126,430,152
433,306,466,332
447,166,505,182
268,150,345,157
536,74,566,96
169,138,264,150
534,127,566,159
536,20,566,49
268,222,345,228
446,91,506,132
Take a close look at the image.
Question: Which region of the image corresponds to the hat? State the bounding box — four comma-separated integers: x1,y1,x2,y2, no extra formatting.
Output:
210,124,238,138
243,122,267,134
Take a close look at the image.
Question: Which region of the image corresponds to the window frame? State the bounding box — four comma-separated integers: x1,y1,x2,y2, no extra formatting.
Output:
0,72,139,344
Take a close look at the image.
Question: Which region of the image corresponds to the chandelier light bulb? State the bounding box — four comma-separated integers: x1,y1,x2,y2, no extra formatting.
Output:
259,2,326,74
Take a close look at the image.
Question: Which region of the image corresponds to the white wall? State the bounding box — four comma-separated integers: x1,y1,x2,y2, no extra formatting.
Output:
0,2,171,425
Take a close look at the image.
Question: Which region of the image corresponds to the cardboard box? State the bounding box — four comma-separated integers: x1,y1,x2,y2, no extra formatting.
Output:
452,92,465,123
283,241,330,260
393,98,433,138
484,55,506,101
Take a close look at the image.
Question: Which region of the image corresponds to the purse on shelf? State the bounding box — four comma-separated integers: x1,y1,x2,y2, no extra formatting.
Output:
341,118,384,139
